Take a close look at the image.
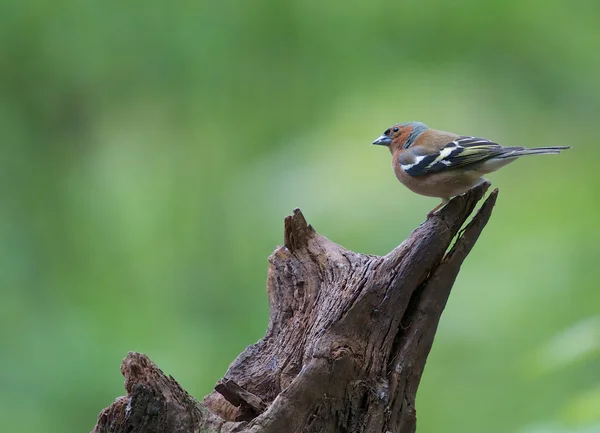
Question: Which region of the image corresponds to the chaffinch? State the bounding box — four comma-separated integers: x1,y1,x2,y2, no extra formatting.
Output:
372,121,570,216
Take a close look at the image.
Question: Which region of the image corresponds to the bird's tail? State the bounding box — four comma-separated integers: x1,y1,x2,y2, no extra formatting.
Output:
497,146,571,159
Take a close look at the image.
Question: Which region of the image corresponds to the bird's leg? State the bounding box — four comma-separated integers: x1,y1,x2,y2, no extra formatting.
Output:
427,198,449,218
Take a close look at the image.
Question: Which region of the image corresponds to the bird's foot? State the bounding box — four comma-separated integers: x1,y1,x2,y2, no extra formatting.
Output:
427,199,450,219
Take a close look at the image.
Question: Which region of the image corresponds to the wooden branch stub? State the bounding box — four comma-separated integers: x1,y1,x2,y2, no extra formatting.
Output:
92,183,497,433
215,378,267,421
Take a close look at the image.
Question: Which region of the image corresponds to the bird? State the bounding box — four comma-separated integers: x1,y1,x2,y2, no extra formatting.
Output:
372,121,570,217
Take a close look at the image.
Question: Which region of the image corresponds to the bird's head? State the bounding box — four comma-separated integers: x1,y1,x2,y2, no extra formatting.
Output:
372,121,428,152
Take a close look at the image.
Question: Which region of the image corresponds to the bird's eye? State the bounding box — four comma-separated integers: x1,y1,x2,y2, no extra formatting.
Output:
384,128,390,135
393,127,399,132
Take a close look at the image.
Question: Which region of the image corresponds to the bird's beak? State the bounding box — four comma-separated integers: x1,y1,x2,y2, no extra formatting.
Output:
372,135,392,145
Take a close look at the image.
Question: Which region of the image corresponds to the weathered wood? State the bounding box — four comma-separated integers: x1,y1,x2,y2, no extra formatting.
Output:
215,378,267,421
92,183,497,433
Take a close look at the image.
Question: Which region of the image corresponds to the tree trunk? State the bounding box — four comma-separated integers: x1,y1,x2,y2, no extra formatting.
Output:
92,182,498,433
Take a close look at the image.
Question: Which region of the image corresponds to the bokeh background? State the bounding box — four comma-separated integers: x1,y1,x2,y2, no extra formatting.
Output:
2,1,600,432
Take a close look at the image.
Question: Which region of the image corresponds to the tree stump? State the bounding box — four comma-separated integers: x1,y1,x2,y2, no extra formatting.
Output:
92,182,498,433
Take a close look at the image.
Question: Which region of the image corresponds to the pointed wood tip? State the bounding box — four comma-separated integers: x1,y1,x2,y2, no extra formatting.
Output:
284,208,315,252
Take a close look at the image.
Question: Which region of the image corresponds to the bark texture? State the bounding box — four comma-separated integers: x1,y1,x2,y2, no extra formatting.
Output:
92,182,498,433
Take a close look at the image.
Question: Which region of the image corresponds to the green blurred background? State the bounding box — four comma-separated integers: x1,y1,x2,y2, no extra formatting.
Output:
1,1,599,432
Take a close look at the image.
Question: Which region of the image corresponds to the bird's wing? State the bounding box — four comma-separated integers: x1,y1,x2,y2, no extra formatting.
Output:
400,136,508,176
